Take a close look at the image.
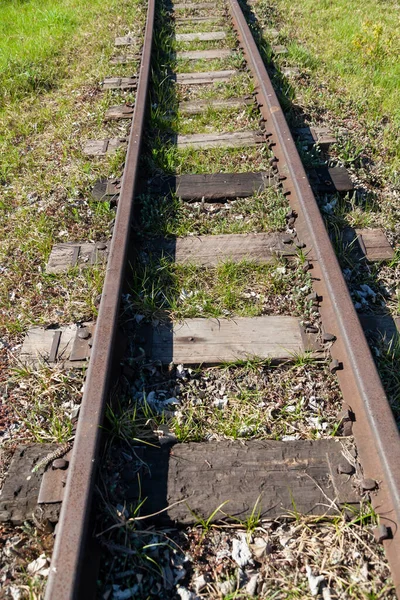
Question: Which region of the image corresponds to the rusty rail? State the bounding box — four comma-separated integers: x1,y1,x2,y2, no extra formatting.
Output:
227,0,400,592
44,0,155,597
43,0,400,596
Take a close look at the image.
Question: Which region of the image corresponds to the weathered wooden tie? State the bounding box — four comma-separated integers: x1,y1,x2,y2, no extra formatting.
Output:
340,227,394,262
46,242,109,274
177,48,232,60
110,54,139,65
148,316,320,364
144,232,293,265
179,97,250,115
175,69,236,84
114,35,139,46
104,104,135,121
175,15,223,22
19,324,95,368
177,130,264,149
175,31,226,41
125,439,360,523
308,166,353,194
83,138,127,156
295,126,337,151
101,76,137,90
174,2,217,9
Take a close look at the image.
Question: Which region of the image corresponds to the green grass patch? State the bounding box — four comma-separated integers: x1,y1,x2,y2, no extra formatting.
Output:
129,256,311,321
139,189,288,237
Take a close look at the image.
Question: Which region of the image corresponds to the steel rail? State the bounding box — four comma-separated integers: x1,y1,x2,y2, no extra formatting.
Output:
227,0,400,591
44,0,155,596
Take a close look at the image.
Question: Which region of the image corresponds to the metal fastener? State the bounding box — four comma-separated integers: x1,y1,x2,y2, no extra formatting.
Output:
52,459,69,470
329,359,341,374
78,329,90,340
322,332,336,342
282,235,293,244
96,242,107,250
337,461,354,475
361,478,377,491
342,420,353,436
374,524,391,543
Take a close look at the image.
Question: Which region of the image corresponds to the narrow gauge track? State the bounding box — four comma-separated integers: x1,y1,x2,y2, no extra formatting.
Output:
39,0,400,596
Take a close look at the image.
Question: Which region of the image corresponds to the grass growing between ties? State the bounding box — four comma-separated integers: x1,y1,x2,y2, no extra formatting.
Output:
128,256,312,321
139,188,288,237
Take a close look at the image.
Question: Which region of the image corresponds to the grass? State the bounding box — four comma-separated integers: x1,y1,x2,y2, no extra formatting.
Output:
128,256,311,321
138,188,288,237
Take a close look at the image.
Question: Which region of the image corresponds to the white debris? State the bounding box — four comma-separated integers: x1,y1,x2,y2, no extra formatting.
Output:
306,565,325,596
193,574,207,593
213,396,228,409
27,553,50,577
245,573,259,596
176,586,198,600
232,534,252,567
250,537,268,559
218,579,235,595
9,587,22,600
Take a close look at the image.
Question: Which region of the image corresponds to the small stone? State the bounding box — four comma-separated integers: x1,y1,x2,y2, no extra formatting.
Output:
218,579,235,595
193,574,207,593
232,534,252,567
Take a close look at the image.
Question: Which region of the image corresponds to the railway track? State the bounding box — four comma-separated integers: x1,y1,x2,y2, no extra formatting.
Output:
2,0,400,597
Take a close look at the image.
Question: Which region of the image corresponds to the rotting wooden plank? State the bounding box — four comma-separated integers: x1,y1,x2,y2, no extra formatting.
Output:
272,44,288,55
177,130,264,149
175,15,223,22
125,439,360,523
91,178,121,201
295,126,336,151
19,324,94,368
359,314,400,340
0,445,64,524
174,2,217,9
83,138,127,156
175,13,222,24
144,233,293,265
282,66,300,77
150,316,318,364
104,104,135,121
114,35,138,46
177,48,232,60
175,31,226,42
341,227,394,262
308,166,353,194
101,77,137,90
46,242,109,274
110,54,139,65
175,69,236,85
145,171,276,200
179,96,250,115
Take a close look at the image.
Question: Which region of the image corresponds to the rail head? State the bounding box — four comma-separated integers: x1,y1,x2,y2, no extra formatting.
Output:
227,0,400,591
44,0,156,597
